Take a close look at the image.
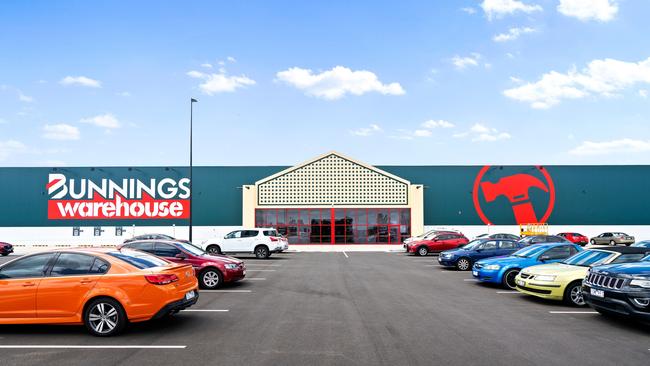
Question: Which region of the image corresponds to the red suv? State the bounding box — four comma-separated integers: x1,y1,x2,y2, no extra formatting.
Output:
557,232,589,246
119,240,246,289
406,231,469,256
0,242,13,256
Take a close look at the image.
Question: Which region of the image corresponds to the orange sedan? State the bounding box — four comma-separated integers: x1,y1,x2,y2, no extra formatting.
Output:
0,247,199,336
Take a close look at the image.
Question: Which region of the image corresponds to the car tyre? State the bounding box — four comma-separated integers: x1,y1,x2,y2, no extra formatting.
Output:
83,297,127,337
590,239,595,245
200,268,223,289
502,269,520,289
564,281,586,307
456,258,471,271
206,245,222,255
417,246,429,257
609,240,616,246
1,253,7,256
255,245,270,259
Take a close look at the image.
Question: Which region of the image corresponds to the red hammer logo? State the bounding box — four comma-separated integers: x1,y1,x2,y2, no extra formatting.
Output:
479,173,550,224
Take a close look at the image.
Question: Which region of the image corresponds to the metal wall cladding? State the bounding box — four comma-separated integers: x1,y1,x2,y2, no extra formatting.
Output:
0,165,648,227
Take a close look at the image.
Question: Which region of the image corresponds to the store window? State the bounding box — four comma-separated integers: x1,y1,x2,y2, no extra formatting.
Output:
255,208,410,245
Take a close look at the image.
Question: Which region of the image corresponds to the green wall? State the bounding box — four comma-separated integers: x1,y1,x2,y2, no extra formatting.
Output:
0,165,648,227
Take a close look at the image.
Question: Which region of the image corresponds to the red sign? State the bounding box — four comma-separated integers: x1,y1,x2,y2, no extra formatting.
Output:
47,173,190,220
472,166,555,225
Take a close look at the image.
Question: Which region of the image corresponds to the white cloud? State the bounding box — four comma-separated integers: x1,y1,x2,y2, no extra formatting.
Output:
200,63,213,69
481,0,542,20
493,27,536,42
391,129,432,140
80,113,121,129
187,70,256,95
0,140,26,160
454,123,512,142
116,91,131,97
350,124,382,137
461,7,477,14
42,124,80,140
227,56,237,63
276,66,405,100
59,76,102,88
510,76,524,83
558,0,618,22
504,57,650,108
569,138,650,155
452,53,482,70
18,91,34,102
421,119,455,129
413,129,432,137
639,89,648,98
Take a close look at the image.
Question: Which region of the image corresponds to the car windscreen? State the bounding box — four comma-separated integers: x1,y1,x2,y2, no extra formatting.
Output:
177,242,205,256
512,245,547,258
613,232,628,237
108,249,170,269
460,239,483,250
562,250,614,267
611,253,646,264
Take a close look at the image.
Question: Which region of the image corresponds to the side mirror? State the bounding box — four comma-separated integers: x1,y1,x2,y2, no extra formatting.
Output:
175,253,187,260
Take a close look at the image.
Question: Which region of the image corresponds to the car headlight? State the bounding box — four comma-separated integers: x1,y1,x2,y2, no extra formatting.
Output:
224,263,238,270
534,275,556,282
485,264,501,270
630,279,650,288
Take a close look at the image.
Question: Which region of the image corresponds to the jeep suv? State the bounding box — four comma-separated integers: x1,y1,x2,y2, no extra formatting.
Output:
202,228,289,259
583,260,650,320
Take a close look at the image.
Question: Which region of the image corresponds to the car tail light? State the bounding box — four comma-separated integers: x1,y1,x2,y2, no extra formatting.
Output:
270,237,279,242
144,274,179,285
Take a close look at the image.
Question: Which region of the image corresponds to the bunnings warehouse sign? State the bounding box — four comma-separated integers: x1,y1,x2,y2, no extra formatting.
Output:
46,173,191,220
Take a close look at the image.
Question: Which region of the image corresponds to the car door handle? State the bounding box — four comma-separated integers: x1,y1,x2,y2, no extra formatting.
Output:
80,278,93,284
22,282,36,287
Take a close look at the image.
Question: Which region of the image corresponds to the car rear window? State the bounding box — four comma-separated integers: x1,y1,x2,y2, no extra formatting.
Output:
263,230,278,237
108,249,169,269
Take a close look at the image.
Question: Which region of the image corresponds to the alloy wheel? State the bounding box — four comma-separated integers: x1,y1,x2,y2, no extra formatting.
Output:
88,302,119,335
570,286,585,306
505,270,519,289
203,270,220,288
457,259,470,271
418,247,428,256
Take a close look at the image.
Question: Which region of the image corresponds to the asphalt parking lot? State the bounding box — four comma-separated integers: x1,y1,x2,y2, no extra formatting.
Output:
0,252,649,366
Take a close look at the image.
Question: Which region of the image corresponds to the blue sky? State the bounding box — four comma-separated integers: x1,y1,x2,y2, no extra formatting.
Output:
1,0,649,167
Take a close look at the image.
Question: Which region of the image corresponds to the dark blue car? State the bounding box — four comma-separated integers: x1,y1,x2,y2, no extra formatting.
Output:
583,261,650,320
437,238,523,271
472,243,583,289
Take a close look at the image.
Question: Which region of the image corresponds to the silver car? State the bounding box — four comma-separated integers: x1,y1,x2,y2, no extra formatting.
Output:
590,232,635,246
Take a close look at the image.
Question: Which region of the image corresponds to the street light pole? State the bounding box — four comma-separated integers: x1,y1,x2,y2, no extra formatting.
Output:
189,98,198,242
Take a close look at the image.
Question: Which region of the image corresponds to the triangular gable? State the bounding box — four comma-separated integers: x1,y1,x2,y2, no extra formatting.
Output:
256,151,410,206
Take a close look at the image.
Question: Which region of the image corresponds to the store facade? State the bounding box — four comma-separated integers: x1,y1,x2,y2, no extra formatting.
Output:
242,152,424,244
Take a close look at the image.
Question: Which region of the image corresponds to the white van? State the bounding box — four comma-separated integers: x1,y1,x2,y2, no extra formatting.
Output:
202,228,289,259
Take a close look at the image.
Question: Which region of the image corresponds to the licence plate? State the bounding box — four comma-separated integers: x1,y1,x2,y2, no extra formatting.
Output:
243,270,246,275
516,280,525,287
590,288,604,298
185,291,196,300
472,270,478,277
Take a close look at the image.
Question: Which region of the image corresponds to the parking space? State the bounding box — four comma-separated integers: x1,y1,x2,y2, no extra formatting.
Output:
0,252,649,366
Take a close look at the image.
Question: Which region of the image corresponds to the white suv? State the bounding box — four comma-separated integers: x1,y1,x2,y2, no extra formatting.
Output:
202,228,289,259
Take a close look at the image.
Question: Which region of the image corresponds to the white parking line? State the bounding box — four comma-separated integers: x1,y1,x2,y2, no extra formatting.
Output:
201,290,252,293
548,311,598,314
246,269,276,272
343,251,349,258
244,277,266,281
0,345,186,349
182,309,229,312
496,291,520,294
463,279,479,282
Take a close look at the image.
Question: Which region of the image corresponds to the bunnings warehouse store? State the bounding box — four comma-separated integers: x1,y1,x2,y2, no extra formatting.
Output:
0,151,649,249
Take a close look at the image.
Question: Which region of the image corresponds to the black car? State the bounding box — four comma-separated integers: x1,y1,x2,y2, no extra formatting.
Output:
123,234,190,244
475,233,520,241
583,254,650,321
518,235,570,245
0,242,13,256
